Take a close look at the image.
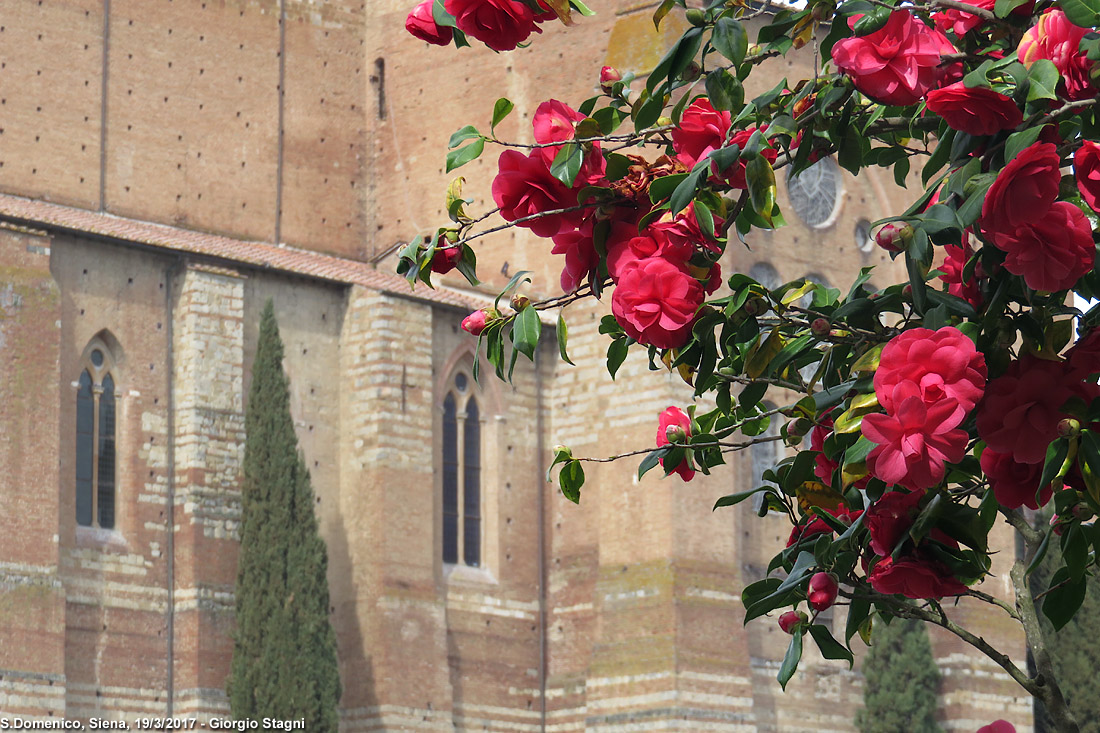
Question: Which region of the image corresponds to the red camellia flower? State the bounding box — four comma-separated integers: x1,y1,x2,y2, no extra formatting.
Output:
977,722,1017,733
1074,140,1100,212
868,555,968,599
989,201,1094,293
656,406,695,481
461,309,491,335
671,98,732,169
938,238,983,310
1067,327,1100,380
492,150,585,238
444,0,541,52
832,10,958,106
807,572,839,612
431,242,464,274
406,0,454,45
607,232,692,281
980,448,1051,510
933,0,1032,37
865,489,925,557
778,610,806,634
976,356,1085,464
925,82,1023,136
1019,9,1094,101
979,142,1061,238
648,203,721,255
863,382,969,490
874,327,987,422
716,127,778,189
550,216,599,293
530,100,605,182
611,257,704,349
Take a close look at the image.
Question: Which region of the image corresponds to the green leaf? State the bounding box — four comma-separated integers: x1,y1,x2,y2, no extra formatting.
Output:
550,142,584,187
634,92,666,131
778,631,803,690
639,448,669,479
448,124,481,149
1043,567,1088,631
607,338,629,379
649,172,688,204
994,0,1031,16
556,313,574,365
1039,438,1070,494
1026,59,1060,102
491,98,514,132
845,596,871,643
669,167,705,216
1004,126,1045,162
1026,526,1053,577
808,624,854,667
713,488,764,509
559,460,585,503
1060,0,1100,27
746,154,777,226
647,27,703,93
705,68,745,112
455,242,479,286
652,0,676,29
511,305,542,360
446,138,485,172
712,17,748,65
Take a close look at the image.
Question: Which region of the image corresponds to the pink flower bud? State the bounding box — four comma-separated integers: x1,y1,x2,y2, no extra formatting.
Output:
1057,418,1082,438
1073,503,1094,522
807,572,839,612
511,294,531,312
461,309,491,336
874,222,913,253
778,610,807,634
810,317,831,336
665,424,687,443
600,65,622,90
1050,513,1066,536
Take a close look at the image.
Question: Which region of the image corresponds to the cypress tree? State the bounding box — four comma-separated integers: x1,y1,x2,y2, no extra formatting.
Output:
855,616,943,733
1032,517,1100,733
228,300,341,730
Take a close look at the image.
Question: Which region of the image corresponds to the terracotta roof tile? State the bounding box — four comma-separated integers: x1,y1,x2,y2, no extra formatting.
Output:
0,193,489,312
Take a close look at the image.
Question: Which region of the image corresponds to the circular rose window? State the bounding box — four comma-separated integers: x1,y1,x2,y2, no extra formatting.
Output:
787,158,843,228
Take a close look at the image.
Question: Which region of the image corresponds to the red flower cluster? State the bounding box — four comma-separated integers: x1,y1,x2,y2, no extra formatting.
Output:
1019,9,1094,101
863,328,985,490
656,406,695,481
405,0,454,45
980,142,1094,293
671,99,777,189
1074,140,1100,212
976,352,1100,508
832,10,958,106
864,490,969,599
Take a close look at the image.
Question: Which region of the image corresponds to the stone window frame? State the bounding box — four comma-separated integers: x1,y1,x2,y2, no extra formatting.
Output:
75,335,119,531
441,365,482,569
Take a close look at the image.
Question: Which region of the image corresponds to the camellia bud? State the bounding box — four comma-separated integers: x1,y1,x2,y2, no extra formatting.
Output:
790,417,813,436
1057,418,1082,438
665,424,687,444
680,61,702,83
685,8,706,26
1073,503,1094,522
656,116,673,128
511,294,531,312
1050,513,1066,536
874,222,913,253
778,610,808,634
807,572,839,612
743,297,769,317
810,318,831,337
461,309,491,336
600,65,622,92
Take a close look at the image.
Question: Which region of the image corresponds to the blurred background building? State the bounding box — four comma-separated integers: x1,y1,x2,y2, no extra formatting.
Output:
0,0,1029,730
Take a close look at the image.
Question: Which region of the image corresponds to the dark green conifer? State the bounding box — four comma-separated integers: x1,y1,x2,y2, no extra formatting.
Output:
1033,518,1100,733
228,300,341,730
855,616,943,733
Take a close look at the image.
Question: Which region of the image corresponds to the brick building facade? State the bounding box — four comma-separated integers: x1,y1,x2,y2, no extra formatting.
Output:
0,0,1031,730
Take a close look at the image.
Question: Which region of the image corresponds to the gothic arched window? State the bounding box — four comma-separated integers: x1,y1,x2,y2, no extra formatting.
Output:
442,370,481,567
76,339,117,530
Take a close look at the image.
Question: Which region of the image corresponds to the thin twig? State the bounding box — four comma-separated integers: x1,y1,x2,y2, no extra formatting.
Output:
573,434,785,464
